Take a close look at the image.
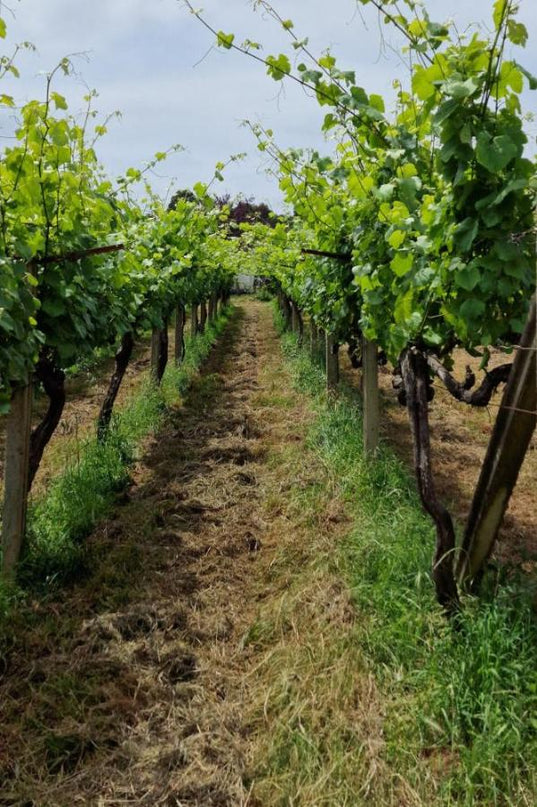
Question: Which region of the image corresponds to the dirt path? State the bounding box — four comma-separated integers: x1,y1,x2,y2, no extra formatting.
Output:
1,300,353,806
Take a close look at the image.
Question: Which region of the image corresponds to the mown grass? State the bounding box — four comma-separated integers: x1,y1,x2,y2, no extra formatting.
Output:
0,310,232,612
273,325,537,806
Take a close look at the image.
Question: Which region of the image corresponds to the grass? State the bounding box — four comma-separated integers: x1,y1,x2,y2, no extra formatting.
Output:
0,310,232,612
261,322,537,806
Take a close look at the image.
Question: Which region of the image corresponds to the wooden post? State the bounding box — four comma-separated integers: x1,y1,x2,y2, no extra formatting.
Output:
281,295,292,331
318,329,326,368
150,328,161,382
191,304,199,338
2,384,33,576
310,322,319,359
326,333,339,392
458,295,536,588
363,337,380,457
175,304,186,365
199,299,208,333
291,302,300,334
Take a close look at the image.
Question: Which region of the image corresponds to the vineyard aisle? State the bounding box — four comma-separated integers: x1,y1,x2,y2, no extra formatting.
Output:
1,299,371,805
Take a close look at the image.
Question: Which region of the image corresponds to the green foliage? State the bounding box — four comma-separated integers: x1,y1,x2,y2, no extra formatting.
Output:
0,29,240,411
246,0,535,363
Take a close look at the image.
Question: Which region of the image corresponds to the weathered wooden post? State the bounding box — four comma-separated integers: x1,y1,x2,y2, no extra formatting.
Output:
326,333,339,392
291,301,300,334
150,328,160,381
291,302,303,346
281,295,292,331
174,304,186,365
363,337,380,457
318,328,326,368
458,295,536,588
190,303,199,338
199,299,208,333
150,319,168,384
2,383,33,576
310,322,319,358
208,294,216,322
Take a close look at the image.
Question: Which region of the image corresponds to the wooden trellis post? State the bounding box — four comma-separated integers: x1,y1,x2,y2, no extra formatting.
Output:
199,299,208,333
326,333,339,391
291,302,300,334
190,304,199,338
208,294,216,322
150,328,160,380
150,320,168,384
458,295,536,587
2,383,33,576
310,322,319,359
174,304,186,365
363,337,380,457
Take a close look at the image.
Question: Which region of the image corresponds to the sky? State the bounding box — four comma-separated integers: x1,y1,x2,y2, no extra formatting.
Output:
2,0,537,210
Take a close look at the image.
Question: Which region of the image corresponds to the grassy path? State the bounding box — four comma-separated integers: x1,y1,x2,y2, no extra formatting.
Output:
0,300,365,805
3,299,536,806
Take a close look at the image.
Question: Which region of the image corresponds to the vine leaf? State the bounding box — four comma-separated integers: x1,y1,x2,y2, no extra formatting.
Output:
476,133,518,172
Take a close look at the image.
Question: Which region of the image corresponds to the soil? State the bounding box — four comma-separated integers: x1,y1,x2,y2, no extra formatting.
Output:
0,301,352,805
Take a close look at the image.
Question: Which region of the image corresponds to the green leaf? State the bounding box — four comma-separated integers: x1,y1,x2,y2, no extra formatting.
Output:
455,264,480,291
394,288,414,324
453,218,478,253
507,20,528,45
391,252,413,277
266,53,291,81
476,133,518,172
217,30,235,49
460,299,486,324
41,298,66,317
51,92,68,110
388,230,406,249
493,0,507,29
515,61,537,90
442,78,480,99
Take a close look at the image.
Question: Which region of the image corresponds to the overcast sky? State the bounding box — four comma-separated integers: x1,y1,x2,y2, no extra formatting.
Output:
2,0,537,209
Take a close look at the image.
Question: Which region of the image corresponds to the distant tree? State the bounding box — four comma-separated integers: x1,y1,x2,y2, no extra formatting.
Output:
214,194,276,234
167,188,197,211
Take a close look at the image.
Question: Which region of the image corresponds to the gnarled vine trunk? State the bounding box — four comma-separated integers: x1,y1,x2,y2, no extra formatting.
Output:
400,348,460,615
97,332,134,441
281,294,292,331
28,352,66,490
